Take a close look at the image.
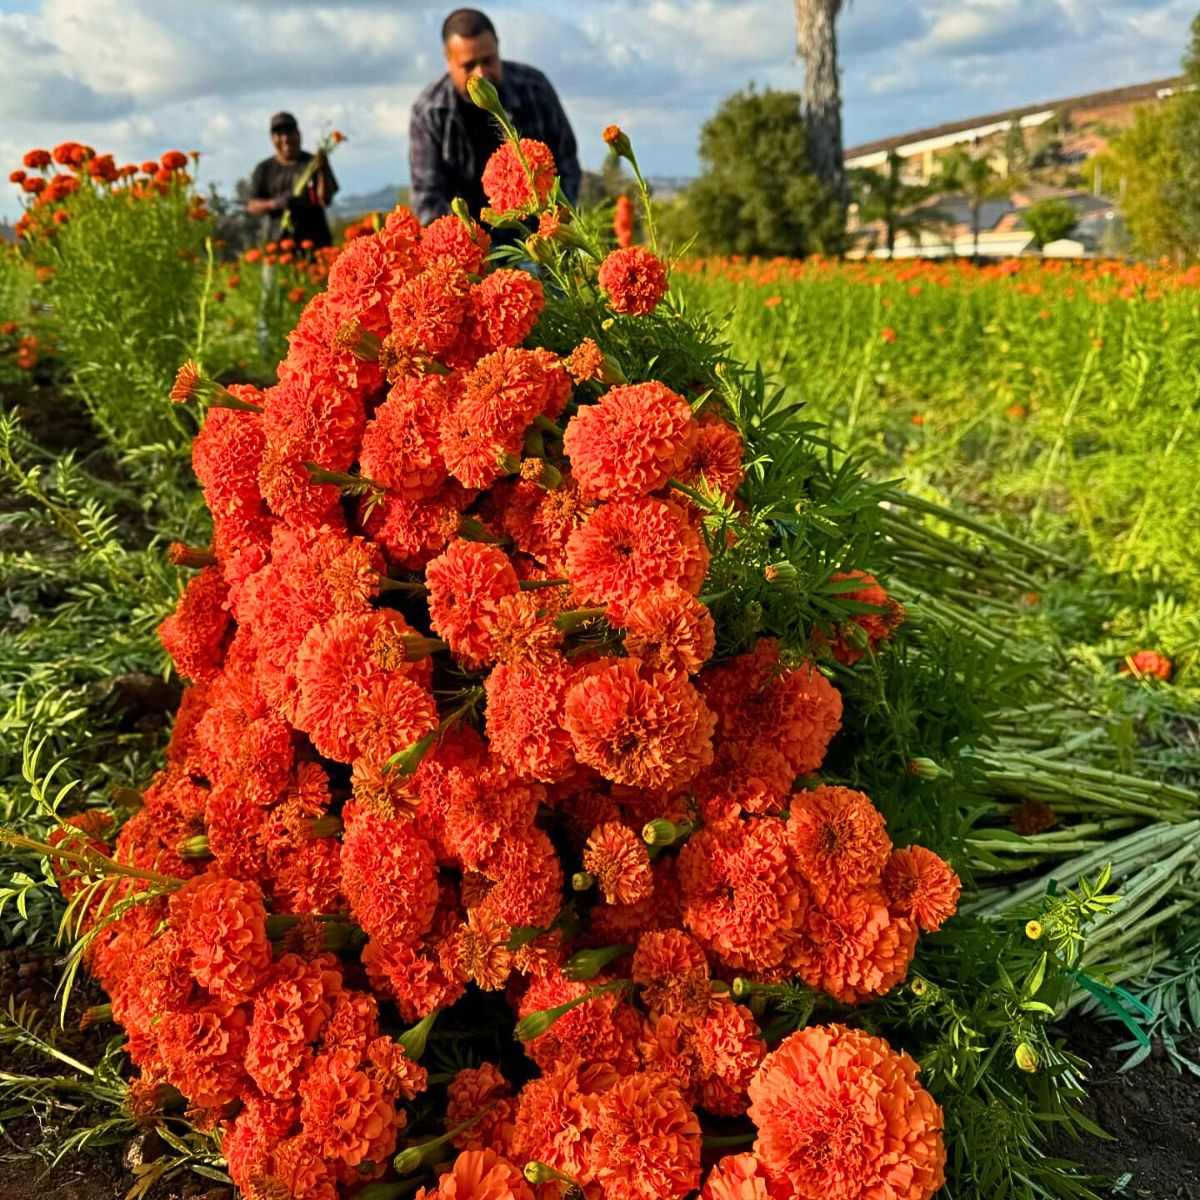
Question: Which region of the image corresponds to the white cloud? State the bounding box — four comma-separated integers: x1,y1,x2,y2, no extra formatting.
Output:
0,0,1194,224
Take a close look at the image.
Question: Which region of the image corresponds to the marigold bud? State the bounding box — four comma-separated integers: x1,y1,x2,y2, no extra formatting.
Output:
514,1008,557,1042
603,124,635,162
169,360,262,411
563,944,630,982
1025,920,1043,940
396,1009,438,1061
908,757,944,780
642,818,693,847
466,76,506,122
764,561,798,583
1014,1042,1040,1073
167,542,217,568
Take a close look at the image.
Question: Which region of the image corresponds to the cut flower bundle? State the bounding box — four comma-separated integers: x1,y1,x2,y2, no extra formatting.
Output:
46,95,964,1200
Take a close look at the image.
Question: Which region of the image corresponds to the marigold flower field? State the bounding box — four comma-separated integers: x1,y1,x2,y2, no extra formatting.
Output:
1,87,1198,1200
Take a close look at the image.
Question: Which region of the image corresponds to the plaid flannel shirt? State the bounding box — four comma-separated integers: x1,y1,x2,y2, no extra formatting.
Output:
408,60,581,226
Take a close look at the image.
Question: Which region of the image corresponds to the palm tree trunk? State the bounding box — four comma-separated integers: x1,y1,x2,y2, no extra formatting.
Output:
795,0,846,206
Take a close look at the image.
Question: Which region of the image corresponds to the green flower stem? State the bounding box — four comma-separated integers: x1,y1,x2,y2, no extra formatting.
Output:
701,1131,756,1149
518,577,569,591
377,575,430,595
883,487,1072,568
515,979,633,1041
667,477,717,510
972,820,1200,917
394,1103,496,1174
0,829,182,890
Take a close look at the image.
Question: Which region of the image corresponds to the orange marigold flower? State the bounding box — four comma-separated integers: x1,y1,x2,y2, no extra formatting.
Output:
157,565,232,683
468,268,545,352
484,658,577,782
488,592,564,669
415,1148,534,1200
170,873,272,1004
881,326,897,342
518,968,641,1074
358,374,452,499
565,496,709,608
420,213,492,274
446,1063,517,1153
244,952,337,1098
22,149,51,170
563,380,698,501
698,641,842,778
340,800,440,947
747,1024,945,1200
425,538,519,668
615,582,715,677
678,818,806,972
481,139,557,215
299,1047,400,1169
631,928,710,1017
388,256,471,355
787,887,916,1004
564,659,715,792
157,996,250,1109
292,610,437,761
1121,649,1172,680
597,246,669,316
674,417,745,503
788,784,892,902
701,1153,786,1200
882,845,960,932
564,336,606,383
451,908,514,990
459,346,572,434
584,821,654,905
511,1058,612,1178
589,1072,702,1200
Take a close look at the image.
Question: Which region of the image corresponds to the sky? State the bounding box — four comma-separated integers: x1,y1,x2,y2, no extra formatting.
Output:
0,0,1195,221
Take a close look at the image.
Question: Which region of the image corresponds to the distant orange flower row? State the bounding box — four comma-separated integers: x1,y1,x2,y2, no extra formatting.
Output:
8,145,204,242
679,253,1200,303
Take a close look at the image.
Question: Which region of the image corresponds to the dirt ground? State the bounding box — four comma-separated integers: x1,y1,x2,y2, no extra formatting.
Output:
1056,1016,1200,1199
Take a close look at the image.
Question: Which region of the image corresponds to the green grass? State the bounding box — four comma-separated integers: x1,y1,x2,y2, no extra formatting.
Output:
676,256,1200,682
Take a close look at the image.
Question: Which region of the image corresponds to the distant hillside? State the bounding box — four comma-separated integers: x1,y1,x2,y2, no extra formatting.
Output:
331,185,409,219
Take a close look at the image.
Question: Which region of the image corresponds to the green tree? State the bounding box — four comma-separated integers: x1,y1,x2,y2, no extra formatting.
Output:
851,150,950,256
1166,13,1200,250
1003,118,1028,176
1092,15,1200,260
1091,105,1192,260
938,147,1017,258
794,0,846,209
680,87,843,257
1023,198,1078,248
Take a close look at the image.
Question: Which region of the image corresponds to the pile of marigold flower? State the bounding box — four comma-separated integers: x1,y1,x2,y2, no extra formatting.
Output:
51,96,960,1200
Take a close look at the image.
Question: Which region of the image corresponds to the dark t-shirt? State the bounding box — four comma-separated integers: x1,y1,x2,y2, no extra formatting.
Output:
249,151,338,248
456,96,504,219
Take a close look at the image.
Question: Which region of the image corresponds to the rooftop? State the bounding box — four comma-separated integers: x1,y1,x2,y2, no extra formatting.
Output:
845,77,1181,162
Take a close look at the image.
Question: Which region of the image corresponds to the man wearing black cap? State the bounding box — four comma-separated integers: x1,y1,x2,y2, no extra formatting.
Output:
409,8,579,227
247,112,338,248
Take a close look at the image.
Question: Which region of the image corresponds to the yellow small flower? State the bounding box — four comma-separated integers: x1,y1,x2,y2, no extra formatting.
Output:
1025,920,1043,940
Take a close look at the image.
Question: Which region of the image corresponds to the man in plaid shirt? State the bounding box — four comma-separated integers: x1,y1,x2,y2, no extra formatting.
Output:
409,8,581,227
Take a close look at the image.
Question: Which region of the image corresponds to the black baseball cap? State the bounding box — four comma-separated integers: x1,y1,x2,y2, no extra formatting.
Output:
270,111,299,133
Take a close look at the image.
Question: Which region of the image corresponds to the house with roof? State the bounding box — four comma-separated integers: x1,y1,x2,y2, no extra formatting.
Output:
844,79,1165,257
